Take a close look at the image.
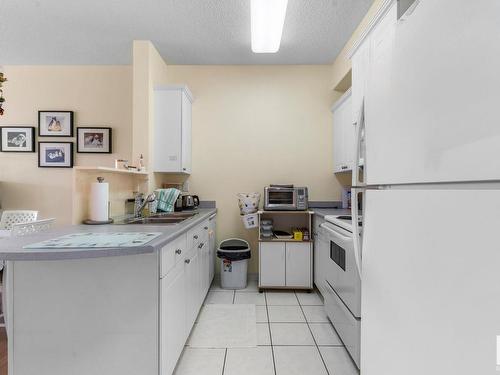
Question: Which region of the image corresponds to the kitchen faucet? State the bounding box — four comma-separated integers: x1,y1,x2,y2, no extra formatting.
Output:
135,192,157,218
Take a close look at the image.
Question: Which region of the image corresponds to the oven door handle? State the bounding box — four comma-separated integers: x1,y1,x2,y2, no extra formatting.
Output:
319,223,352,242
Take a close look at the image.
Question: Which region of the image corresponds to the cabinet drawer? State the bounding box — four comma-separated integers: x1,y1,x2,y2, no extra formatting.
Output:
161,234,186,278
200,219,209,242
324,281,360,367
187,225,202,250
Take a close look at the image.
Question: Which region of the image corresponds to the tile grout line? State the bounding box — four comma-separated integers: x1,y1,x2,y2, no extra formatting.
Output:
225,289,233,375
221,348,228,375
295,291,331,375
265,291,278,375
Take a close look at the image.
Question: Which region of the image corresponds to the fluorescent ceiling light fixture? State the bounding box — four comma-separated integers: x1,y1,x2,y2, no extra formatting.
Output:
251,0,288,53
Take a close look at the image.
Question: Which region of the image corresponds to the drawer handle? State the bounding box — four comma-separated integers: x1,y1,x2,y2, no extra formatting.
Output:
193,235,199,240
175,249,182,255
185,259,191,264
204,226,208,230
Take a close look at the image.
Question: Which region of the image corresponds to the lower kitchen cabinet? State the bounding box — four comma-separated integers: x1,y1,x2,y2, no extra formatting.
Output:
160,261,186,375
313,216,328,296
259,241,312,289
159,216,215,375
4,212,217,375
286,242,312,287
184,247,201,333
259,242,286,286
208,214,216,283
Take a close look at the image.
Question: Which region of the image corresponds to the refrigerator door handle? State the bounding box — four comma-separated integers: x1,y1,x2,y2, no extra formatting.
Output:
351,188,363,276
352,98,365,187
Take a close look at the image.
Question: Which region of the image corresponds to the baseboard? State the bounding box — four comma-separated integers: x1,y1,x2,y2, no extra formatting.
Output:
214,272,258,281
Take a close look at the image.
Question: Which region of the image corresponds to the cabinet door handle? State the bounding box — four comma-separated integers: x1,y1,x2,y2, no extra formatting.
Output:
193,235,198,239
185,259,191,264
204,226,208,230
175,249,182,255
198,243,204,249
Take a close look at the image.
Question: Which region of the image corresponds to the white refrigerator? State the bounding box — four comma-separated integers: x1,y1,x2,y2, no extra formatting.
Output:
350,1,500,374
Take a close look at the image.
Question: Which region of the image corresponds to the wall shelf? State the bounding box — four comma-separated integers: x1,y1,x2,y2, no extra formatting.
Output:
74,166,149,177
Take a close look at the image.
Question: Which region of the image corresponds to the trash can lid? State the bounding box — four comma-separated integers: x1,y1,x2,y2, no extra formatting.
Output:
218,238,250,252
217,238,251,260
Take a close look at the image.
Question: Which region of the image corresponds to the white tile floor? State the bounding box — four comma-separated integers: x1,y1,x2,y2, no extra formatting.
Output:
175,278,359,375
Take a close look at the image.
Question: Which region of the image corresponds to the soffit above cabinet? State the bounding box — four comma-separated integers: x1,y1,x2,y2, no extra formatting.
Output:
154,85,194,103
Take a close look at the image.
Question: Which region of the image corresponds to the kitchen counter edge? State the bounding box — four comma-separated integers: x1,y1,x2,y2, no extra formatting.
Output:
0,208,217,261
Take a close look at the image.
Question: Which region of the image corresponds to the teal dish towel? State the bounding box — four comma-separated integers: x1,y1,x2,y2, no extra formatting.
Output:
156,188,181,212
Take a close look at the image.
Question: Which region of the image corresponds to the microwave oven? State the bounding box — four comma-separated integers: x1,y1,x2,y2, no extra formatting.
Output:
264,185,308,211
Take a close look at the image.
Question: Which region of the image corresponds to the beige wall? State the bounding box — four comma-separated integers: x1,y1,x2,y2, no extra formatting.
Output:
164,65,342,272
0,66,132,224
132,40,171,192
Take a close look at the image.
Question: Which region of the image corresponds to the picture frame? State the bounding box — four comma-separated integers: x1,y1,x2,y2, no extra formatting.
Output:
38,111,74,137
76,127,112,153
38,142,74,168
0,126,35,152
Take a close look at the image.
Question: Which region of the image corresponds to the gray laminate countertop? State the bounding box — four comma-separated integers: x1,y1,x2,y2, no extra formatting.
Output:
0,208,216,261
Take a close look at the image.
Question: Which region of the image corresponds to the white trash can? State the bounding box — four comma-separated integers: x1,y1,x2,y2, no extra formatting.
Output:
217,238,251,290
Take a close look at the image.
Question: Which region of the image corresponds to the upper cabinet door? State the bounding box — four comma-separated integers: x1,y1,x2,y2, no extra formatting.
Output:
351,38,370,127
365,0,500,184
332,101,345,173
181,92,192,174
153,86,193,174
332,90,353,173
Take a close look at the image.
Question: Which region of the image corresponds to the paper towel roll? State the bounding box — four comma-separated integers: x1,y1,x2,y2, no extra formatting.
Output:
89,181,109,221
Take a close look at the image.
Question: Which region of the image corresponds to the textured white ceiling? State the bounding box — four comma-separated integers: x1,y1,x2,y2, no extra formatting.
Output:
0,0,373,65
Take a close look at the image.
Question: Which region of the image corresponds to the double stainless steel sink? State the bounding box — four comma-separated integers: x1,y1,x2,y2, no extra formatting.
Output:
120,211,198,225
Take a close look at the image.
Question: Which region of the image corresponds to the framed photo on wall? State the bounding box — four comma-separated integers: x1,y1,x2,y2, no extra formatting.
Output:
76,127,112,153
0,126,35,152
38,111,74,137
38,142,73,168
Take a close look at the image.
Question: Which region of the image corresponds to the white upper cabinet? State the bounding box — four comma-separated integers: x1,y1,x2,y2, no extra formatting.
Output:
153,85,193,174
332,89,354,173
351,37,370,126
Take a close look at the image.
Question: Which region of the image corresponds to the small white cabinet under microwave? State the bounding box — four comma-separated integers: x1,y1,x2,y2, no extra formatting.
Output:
258,210,313,291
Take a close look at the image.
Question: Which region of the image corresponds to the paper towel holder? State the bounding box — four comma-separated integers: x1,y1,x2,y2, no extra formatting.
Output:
83,176,114,225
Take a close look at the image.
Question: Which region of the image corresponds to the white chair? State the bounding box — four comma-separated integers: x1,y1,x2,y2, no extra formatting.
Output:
10,218,55,237
0,210,38,230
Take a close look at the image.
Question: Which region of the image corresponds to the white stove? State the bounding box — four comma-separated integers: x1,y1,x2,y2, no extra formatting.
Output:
324,214,362,233
319,214,362,368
